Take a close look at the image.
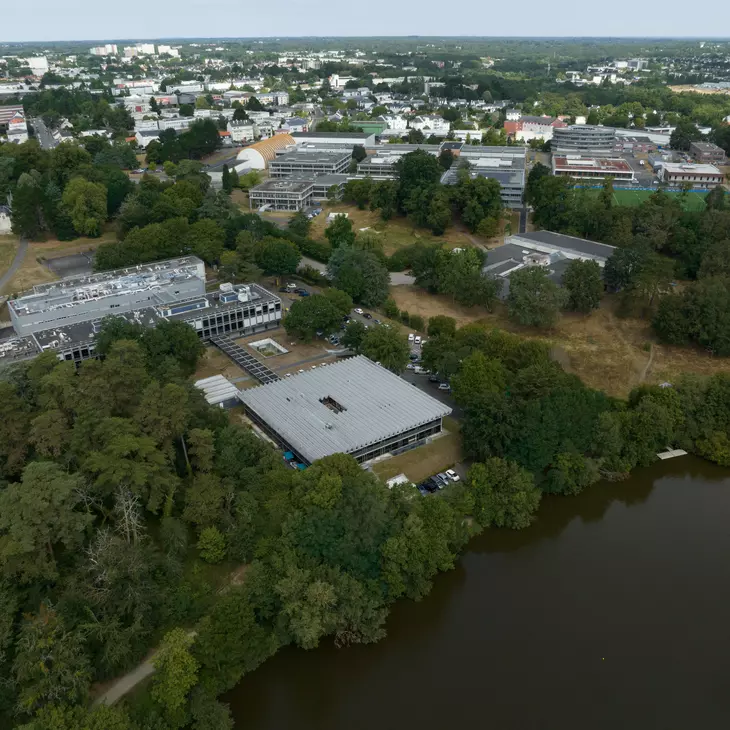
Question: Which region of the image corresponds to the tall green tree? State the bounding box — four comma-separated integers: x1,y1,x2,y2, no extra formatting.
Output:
0,462,92,583
467,458,541,530
562,259,603,313
506,266,567,328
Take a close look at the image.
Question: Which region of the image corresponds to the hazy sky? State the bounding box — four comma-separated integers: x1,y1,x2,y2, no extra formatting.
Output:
2,0,730,43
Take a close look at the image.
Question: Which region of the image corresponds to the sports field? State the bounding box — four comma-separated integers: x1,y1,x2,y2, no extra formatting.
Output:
586,187,711,211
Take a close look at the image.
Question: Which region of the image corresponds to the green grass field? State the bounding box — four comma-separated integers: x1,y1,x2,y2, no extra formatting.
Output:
587,187,711,212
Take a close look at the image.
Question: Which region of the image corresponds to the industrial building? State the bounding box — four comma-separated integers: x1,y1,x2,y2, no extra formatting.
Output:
552,155,635,181
248,178,314,211
657,162,724,189
551,125,616,156
269,150,351,178
238,356,452,466
2,257,282,366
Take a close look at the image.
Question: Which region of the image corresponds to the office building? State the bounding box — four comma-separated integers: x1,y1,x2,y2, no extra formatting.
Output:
2,257,282,366
689,141,727,165
248,179,314,211
238,355,452,466
657,163,724,189
552,156,635,181
552,125,616,156
269,150,351,178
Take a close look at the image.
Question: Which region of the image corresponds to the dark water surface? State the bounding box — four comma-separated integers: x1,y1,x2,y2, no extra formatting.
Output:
228,457,730,730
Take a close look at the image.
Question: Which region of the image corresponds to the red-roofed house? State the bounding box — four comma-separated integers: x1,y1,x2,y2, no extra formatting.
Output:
504,115,567,143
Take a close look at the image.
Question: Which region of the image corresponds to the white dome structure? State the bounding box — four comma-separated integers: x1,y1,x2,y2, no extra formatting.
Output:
235,134,295,171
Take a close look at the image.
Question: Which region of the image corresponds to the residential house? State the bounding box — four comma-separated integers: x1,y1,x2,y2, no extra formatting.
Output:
503,115,566,142
410,115,450,137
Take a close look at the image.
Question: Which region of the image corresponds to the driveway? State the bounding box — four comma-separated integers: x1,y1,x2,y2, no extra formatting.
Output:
0,237,28,294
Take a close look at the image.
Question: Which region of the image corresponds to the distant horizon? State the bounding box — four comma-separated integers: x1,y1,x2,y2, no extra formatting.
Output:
2,35,730,45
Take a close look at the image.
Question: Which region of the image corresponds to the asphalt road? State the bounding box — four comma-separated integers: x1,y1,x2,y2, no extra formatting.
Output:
31,118,57,149
518,206,527,234
0,237,28,294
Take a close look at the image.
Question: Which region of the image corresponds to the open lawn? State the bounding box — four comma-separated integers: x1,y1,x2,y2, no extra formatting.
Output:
585,187,711,212
1,232,116,295
308,203,488,255
371,417,463,484
389,285,730,400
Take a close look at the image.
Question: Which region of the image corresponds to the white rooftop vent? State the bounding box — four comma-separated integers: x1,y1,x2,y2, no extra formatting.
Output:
220,282,233,292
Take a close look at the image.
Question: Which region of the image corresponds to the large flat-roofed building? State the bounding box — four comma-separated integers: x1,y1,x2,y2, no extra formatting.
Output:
657,162,724,189
239,355,452,466
552,125,616,156
269,150,351,178
552,155,635,181
443,146,526,208
688,141,727,165
483,231,616,298
291,131,376,149
2,258,282,366
8,257,207,336
248,178,314,211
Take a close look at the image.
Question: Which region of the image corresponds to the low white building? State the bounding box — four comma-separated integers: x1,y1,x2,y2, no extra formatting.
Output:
410,115,450,136
135,129,160,148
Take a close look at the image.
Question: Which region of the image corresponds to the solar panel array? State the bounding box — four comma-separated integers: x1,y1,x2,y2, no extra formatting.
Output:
210,335,280,384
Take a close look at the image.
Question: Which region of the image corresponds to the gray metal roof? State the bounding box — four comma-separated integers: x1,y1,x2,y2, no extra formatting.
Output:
238,355,451,463
508,231,616,260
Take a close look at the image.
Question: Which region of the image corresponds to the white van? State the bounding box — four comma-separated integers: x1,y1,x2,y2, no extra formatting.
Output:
408,333,415,342
414,335,422,345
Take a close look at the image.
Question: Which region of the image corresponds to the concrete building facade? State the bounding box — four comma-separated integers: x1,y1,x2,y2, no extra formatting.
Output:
269,150,351,178
552,125,616,156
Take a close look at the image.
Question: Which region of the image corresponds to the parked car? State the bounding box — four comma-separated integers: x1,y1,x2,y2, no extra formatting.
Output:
414,335,422,345
297,289,310,297
437,472,451,487
408,333,415,342
363,312,373,320
428,374,440,383
373,319,381,325
445,469,461,482
354,308,364,315
406,363,415,370
409,352,420,361
438,382,451,392
342,315,351,322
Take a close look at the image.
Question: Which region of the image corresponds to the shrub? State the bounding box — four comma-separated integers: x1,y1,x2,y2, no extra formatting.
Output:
400,310,411,326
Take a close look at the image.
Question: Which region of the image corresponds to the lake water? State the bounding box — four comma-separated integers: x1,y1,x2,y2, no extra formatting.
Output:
228,457,730,730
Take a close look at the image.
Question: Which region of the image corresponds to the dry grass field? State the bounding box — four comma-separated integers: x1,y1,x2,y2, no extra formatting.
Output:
389,285,730,399
0,233,116,295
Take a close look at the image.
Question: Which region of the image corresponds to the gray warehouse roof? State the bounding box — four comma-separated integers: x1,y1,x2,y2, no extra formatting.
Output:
507,230,616,260
239,355,451,463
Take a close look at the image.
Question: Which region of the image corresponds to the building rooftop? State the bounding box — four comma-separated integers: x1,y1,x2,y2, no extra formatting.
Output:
661,162,722,175
250,179,314,194
292,131,372,139
271,150,350,165
9,256,205,317
238,355,452,464
552,156,632,173
690,141,724,152
506,230,616,261
29,282,278,351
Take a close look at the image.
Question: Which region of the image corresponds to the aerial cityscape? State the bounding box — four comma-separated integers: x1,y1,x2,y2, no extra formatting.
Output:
1,30,730,730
